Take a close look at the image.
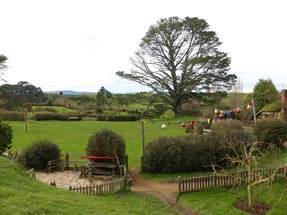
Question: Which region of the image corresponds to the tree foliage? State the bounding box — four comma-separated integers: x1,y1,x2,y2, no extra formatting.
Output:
0,121,13,155
96,86,112,107
117,17,236,116
0,54,8,81
0,81,47,110
86,129,126,164
253,79,279,112
253,117,287,148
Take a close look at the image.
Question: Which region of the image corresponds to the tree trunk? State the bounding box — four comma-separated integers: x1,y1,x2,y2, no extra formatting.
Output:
173,98,182,117
247,164,254,207
247,184,254,207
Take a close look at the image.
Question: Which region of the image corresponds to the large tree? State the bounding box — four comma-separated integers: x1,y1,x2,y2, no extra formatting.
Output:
116,17,236,116
0,54,8,82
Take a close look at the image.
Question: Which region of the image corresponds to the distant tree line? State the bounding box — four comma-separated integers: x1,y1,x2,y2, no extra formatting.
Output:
0,81,47,110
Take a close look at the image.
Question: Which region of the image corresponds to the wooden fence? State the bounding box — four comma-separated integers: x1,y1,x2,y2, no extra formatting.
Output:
178,166,287,195
69,177,126,195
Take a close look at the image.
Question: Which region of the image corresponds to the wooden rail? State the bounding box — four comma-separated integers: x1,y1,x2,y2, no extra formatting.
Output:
69,178,126,195
178,166,287,195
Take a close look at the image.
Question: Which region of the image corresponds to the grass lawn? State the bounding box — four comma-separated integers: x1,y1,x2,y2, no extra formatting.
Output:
8,118,193,169
178,181,287,215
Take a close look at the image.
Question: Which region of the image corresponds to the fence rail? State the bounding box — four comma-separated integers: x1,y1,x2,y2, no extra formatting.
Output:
69,177,126,195
178,166,287,195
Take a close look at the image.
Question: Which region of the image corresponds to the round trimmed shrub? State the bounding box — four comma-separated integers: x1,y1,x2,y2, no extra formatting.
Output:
253,118,287,148
86,129,126,164
22,139,61,170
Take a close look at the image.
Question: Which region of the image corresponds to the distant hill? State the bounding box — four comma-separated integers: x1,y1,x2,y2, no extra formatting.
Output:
45,90,96,95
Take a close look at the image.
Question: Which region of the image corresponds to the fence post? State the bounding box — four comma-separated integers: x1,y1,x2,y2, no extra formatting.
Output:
178,176,182,196
65,153,69,170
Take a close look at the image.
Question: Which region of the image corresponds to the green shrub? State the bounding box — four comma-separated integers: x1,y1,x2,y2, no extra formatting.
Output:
208,119,249,166
185,124,194,133
86,129,126,164
143,119,257,173
207,129,256,167
143,135,213,173
33,112,82,121
194,121,204,135
210,119,244,132
97,115,139,121
0,121,13,155
33,107,58,113
22,139,61,170
0,111,24,121
253,118,287,148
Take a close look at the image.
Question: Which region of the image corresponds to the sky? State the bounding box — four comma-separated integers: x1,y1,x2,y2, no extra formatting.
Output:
1,0,286,93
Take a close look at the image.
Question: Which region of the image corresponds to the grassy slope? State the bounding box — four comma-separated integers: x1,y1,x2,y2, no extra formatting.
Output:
0,157,180,215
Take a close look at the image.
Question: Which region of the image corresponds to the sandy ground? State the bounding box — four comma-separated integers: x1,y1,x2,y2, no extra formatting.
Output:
35,171,103,189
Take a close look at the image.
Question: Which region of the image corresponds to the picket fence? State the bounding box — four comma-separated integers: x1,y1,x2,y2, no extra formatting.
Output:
69,177,126,195
178,166,287,195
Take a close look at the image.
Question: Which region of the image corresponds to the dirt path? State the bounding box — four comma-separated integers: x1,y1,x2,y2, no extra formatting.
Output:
129,167,198,215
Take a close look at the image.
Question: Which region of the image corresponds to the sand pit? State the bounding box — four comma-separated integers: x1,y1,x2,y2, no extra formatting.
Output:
35,171,103,189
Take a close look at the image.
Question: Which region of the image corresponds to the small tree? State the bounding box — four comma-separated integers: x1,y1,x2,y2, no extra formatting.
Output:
223,133,280,207
96,87,112,107
86,129,126,164
253,79,280,112
0,121,13,155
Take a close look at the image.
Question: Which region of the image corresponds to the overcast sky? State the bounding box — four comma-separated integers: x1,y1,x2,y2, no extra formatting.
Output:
1,0,286,93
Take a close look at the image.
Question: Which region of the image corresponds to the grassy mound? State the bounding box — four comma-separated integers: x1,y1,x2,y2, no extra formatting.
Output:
0,157,179,215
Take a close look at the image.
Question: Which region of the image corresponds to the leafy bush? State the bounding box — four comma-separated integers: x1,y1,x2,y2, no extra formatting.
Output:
185,124,194,133
0,111,24,121
97,115,139,121
86,129,126,164
143,119,257,173
208,119,249,167
253,118,287,148
207,129,256,167
210,119,244,132
33,112,82,121
33,107,58,113
143,135,214,173
0,121,13,155
194,121,204,135
22,139,61,170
